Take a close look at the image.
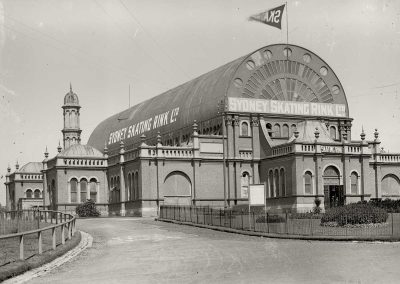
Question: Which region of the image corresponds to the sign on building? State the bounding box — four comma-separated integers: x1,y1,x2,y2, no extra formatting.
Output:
227,98,346,118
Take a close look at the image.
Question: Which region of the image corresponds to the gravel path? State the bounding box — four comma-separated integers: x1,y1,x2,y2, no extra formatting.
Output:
26,217,400,283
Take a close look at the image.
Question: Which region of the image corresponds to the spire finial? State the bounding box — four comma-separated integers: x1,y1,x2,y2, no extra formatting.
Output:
15,160,19,170
44,146,49,158
57,141,62,153
360,126,366,141
70,82,72,93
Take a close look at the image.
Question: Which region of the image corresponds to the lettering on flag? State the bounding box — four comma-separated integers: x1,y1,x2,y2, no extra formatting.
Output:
248,4,285,29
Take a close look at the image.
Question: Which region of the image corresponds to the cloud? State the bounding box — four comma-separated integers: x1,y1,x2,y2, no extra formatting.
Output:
0,83,16,96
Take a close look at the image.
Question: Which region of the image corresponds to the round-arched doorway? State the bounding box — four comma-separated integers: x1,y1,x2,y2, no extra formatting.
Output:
323,166,344,208
163,171,192,205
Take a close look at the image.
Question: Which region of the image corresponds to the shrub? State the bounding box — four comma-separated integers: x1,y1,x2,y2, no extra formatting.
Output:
75,199,100,217
256,214,286,223
321,203,388,226
358,198,400,213
290,212,322,219
313,198,322,214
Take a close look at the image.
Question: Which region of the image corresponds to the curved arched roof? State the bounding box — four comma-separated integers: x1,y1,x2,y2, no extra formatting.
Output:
18,162,43,173
88,44,349,153
58,144,103,158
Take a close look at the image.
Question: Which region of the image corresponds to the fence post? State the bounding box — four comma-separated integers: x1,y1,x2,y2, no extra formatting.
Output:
203,207,206,224
19,235,24,260
229,210,232,228
220,209,222,226
241,210,244,230
392,213,394,236
309,216,313,236
38,231,43,254
61,225,65,245
285,213,288,235
37,211,41,230
56,212,58,224
252,212,255,231
52,227,56,250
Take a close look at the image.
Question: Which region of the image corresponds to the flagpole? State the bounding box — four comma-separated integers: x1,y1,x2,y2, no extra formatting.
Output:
286,1,289,46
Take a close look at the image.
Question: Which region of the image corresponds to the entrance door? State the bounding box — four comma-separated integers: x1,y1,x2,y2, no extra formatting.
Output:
324,185,344,208
323,166,343,209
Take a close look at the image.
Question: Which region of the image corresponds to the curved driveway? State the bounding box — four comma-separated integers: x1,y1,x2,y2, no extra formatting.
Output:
30,217,400,283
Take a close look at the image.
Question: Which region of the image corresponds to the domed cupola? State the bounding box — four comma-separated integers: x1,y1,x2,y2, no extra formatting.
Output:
64,83,80,106
62,83,82,149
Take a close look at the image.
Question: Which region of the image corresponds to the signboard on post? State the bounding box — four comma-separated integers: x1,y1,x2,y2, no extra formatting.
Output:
249,184,266,206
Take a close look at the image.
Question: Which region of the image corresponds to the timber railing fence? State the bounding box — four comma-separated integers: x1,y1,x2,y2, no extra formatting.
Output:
159,205,400,239
0,209,76,265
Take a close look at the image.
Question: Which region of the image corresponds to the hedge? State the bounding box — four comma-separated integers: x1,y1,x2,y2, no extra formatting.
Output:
358,199,400,213
321,203,388,226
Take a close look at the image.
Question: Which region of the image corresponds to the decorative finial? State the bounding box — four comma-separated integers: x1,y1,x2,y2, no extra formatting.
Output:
193,120,198,136
140,134,147,146
294,127,299,139
7,164,11,173
374,128,379,140
314,127,320,139
15,160,19,170
70,82,72,93
44,146,49,158
119,141,125,155
57,141,62,153
360,126,366,141
103,141,108,153
156,131,162,146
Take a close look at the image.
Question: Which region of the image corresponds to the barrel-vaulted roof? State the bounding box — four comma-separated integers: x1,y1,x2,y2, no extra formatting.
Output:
88,44,349,153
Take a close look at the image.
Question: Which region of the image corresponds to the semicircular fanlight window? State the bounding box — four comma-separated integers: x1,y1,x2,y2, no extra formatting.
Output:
241,60,334,104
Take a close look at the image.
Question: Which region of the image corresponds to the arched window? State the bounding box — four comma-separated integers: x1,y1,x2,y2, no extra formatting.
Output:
330,126,337,140
240,121,250,136
268,170,274,197
26,189,33,198
290,124,297,137
350,172,358,194
241,172,250,198
130,173,135,200
304,171,313,194
282,124,289,138
116,176,120,202
135,172,139,200
274,169,280,196
90,178,97,201
80,178,88,203
127,173,131,201
280,168,286,196
273,124,281,138
34,189,41,198
70,178,78,203
266,123,272,137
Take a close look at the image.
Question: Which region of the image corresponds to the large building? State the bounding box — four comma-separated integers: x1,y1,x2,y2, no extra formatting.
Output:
5,44,400,216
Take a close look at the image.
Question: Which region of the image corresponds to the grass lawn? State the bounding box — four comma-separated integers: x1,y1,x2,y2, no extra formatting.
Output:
0,223,68,267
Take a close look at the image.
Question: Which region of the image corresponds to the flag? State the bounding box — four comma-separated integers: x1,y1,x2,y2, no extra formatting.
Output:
248,4,285,29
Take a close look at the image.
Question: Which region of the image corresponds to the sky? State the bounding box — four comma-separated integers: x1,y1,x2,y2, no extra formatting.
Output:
0,0,400,206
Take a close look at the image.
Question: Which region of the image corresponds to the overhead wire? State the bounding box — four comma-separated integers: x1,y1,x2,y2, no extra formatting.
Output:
118,0,191,80
2,14,169,89
93,0,177,85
